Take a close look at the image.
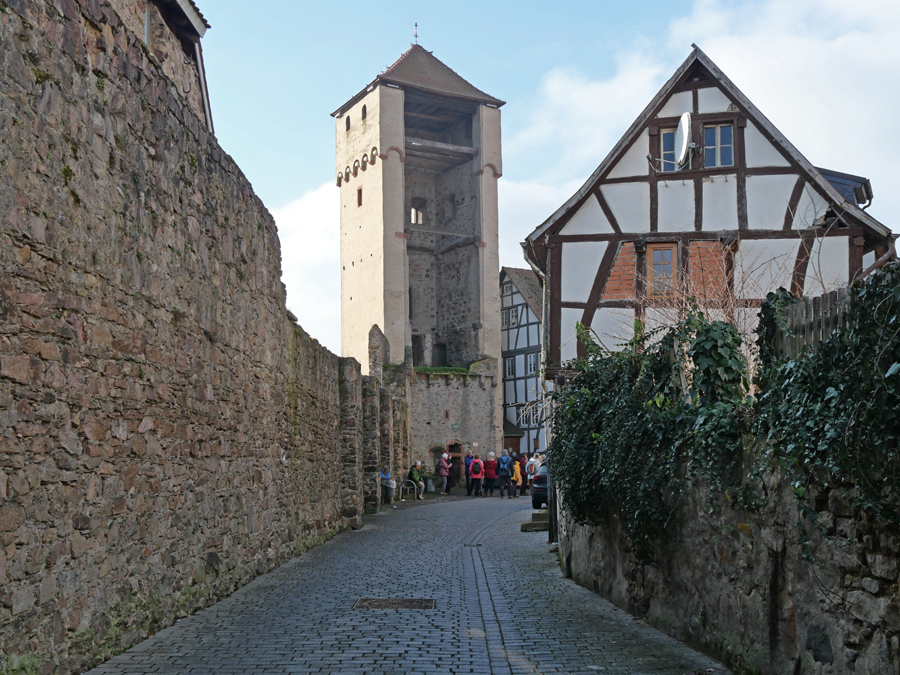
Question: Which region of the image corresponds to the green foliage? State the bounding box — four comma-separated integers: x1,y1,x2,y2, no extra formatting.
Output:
32,68,52,84
414,366,469,375
550,313,750,562
0,655,43,675
61,163,74,185
551,261,900,562
755,261,900,525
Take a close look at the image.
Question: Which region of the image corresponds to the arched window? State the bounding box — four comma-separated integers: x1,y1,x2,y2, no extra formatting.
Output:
361,105,367,121
345,116,350,132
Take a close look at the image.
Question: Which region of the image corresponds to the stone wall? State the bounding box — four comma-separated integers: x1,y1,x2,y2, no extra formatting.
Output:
559,474,900,674
407,360,498,467
0,2,371,673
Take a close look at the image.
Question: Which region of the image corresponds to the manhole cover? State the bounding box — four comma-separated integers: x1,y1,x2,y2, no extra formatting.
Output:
353,598,435,610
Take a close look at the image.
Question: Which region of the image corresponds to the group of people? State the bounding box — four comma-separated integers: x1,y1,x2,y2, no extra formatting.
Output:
407,448,547,499
466,448,544,498
406,449,545,499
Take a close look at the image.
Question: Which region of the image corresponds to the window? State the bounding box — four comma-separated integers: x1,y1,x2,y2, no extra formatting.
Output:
501,309,509,328
531,407,541,426
505,357,515,379
703,123,734,168
345,116,350,132
527,352,539,375
502,282,512,296
410,198,425,225
647,243,676,295
508,306,519,327
660,128,678,172
357,187,363,207
361,105,367,121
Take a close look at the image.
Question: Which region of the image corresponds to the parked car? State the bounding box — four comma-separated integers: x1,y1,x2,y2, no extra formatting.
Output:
532,464,549,510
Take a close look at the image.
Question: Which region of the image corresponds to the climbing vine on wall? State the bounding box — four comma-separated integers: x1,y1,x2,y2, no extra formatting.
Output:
550,260,900,563
755,261,900,525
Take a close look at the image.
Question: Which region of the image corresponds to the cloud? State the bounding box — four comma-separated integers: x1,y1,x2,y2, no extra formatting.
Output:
501,0,898,263
498,178,582,269
273,182,341,355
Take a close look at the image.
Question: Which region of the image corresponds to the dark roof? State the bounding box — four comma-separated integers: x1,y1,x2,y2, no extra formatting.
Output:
503,418,524,438
378,45,504,106
817,167,872,206
333,44,504,116
502,267,543,321
158,0,210,31
188,0,210,29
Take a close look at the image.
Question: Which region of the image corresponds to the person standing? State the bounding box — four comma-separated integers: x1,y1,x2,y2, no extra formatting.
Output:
469,454,484,497
526,453,540,494
511,455,522,498
483,452,498,497
464,448,475,496
519,451,529,496
407,461,425,500
497,449,514,499
438,453,452,494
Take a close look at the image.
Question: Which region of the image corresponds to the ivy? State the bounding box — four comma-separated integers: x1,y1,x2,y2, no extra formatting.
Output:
755,261,900,525
550,261,900,562
550,312,750,562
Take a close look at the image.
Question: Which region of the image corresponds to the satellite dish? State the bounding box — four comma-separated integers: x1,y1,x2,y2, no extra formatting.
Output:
675,112,692,166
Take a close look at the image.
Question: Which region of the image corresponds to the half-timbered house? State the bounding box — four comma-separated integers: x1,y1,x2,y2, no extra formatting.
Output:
500,267,547,454
524,46,894,370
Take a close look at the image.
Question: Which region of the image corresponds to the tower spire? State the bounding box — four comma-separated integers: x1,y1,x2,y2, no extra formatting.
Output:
413,22,418,45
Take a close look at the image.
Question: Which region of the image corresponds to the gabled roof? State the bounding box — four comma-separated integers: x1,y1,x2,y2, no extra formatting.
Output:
333,44,504,116
525,46,891,255
502,267,543,321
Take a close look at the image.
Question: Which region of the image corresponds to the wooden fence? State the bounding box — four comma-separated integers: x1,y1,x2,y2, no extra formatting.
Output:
775,288,849,358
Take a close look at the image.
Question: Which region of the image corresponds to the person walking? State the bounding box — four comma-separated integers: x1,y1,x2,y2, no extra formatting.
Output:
483,452,498,497
438,453,453,494
497,449,514,499
511,454,522,498
407,461,426,500
464,448,475,496
469,454,484,497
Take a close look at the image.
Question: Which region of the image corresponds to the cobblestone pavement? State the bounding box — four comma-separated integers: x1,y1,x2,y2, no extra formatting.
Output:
86,492,730,675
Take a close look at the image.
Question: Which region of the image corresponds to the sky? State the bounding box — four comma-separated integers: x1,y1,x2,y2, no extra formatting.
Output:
199,0,900,355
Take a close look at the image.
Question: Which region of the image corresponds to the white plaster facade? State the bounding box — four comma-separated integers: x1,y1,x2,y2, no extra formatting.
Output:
524,47,893,369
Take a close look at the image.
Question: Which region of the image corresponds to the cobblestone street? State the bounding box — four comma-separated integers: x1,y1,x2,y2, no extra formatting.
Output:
86,495,730,675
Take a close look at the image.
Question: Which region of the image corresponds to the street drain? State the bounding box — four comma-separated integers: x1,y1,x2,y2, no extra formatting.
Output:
353,598,436,610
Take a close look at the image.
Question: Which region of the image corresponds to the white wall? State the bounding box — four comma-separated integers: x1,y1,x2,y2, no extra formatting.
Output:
601,183,650,232
697,87,732,113
607,129,650,179
702,174,738,230
735,239,799,296
560,195,614,235
657,178,694,232
746,174,797,230
561,242,607,303
744,122,790,168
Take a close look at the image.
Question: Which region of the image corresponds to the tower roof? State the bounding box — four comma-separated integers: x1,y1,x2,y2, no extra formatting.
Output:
332,44,504,116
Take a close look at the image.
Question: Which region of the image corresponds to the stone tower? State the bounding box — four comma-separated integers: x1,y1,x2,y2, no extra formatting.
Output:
333,45,505,464
333,45,504,373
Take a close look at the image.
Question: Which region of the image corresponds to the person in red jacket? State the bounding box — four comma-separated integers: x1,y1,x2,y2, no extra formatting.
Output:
468,454,484,497
483,451,499,497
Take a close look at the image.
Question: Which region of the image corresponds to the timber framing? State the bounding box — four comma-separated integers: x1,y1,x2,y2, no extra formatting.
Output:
523,45,894,372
